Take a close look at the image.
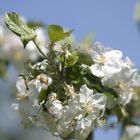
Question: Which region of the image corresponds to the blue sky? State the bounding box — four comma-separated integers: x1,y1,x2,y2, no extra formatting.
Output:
1,0,140,68
0,0,140,140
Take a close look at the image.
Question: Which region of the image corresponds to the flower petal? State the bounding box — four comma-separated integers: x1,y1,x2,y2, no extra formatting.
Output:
79,84,93,103
90,64,104,77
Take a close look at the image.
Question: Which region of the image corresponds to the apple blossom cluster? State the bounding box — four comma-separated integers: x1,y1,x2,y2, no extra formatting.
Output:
14,77,106,140
4,12,140,140
13,42,140,140
90,42,140,105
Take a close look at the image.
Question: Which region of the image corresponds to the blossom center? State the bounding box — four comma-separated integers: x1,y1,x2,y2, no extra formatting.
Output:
98,55,106,65
119,82,128,90
37,75,49,85
82,102,95,114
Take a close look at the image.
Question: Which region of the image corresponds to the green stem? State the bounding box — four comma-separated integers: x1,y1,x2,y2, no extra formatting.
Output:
33,39,48,59
86,131,93,140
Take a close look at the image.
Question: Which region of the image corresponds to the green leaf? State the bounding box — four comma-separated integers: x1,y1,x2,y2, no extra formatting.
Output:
4,12,36,46
47,24,73,43
65,65,84,89
103,92,117,109
78,52,94,66
38,89,47,104
65,51,79,67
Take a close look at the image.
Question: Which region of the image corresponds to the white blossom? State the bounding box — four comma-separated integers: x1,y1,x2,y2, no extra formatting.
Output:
90,42,123,77
102,58,139,105
29,73,52,92
47,100,63,119
79,84,106,119
74,118,94,140
122,125,140,140
16,77,28,97
15,77,41,116
14,74,52,120
60,96,81,124
53,85,107,139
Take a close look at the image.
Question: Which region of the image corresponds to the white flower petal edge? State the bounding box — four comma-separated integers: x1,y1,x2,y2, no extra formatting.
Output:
16,77,27,96
79,84,93,103
90,64,104,77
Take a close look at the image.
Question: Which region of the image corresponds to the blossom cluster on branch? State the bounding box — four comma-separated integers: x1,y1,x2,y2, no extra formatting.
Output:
3,12,140,140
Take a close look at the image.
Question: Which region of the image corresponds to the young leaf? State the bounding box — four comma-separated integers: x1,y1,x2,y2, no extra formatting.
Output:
47,24,73,43
4,12,36,46
78,52,94,66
